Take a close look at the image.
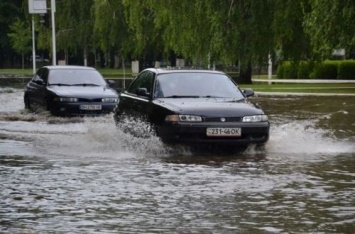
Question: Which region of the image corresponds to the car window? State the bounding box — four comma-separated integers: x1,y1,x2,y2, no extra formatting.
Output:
48,69,107,86
32,72,40,82
127,71,155,95
156,72,245,99
41,69,49,84
33,68,46,84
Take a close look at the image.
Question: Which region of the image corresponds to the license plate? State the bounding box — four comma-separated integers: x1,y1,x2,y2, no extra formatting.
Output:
206,128,241,137
80,105,102,110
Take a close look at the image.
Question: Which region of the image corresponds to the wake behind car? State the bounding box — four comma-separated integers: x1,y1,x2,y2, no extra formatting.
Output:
24,65,118,116
114,68,270,150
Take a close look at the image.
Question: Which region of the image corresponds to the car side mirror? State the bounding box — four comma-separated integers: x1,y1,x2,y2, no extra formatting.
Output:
136,87,150,97
107,80,115,88
243,89,254,97
34,79,45,85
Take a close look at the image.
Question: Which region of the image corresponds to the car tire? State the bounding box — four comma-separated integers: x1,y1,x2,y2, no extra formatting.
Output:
24,96,31,110
115,114,154,138
114,114,132,135
44,99,55,115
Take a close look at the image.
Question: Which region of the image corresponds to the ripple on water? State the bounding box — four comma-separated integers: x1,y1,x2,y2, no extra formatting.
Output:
1,90,355,233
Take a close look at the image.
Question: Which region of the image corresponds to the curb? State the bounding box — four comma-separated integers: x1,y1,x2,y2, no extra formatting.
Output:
252,79,355,84
255,92,355,97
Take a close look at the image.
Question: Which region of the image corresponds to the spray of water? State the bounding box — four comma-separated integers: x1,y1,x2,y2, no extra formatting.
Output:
262,119,355,156
1,87,354,159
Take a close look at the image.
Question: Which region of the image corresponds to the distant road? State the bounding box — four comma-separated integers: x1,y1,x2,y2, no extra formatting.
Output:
251,79,355,96
253,79,355,84
255,92,355,96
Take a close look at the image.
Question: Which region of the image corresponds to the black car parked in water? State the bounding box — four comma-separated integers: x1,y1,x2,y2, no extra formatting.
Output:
24,65,118,116
114,68,270,149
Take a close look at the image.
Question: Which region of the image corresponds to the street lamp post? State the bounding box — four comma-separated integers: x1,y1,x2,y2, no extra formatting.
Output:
31,16,36,74
28,0,56,68
29,0,47,73
51,0,56,65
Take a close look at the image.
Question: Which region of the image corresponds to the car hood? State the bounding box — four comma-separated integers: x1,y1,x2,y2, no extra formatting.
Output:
154,98,264,117
48,86,118,98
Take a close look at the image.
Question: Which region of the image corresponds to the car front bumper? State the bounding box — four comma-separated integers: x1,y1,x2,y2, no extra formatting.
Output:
158,121,270,146
50,102,117,116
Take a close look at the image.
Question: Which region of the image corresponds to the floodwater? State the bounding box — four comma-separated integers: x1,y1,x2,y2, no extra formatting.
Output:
0,87,354,233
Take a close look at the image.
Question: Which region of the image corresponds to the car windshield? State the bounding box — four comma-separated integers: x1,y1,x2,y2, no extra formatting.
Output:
154,72,245,99
48,69,107,86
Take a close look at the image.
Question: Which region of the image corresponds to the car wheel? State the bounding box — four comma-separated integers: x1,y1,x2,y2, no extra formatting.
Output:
114,114,132,134
115,114,153,138
44,99,55,115
44,99,49,110
24,96,31,110
153,124,160,137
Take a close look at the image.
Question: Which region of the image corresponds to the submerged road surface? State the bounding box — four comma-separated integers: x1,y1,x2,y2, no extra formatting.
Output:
1,87,355,233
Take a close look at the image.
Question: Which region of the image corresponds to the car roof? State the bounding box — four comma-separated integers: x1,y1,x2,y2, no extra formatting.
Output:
143,68,225,75
43,65,97,71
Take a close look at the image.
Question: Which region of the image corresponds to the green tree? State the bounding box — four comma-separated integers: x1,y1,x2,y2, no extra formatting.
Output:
123,0,274,83
93,0,131,68
0,0,20,67
56,0,94,65
123,0,165,67
7,18,32,69
16,0,353,80
303,0,355,58
272,0,312,61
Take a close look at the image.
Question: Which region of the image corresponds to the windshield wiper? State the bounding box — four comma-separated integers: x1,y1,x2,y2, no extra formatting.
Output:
231,98,245,102
48,83,71,86
71,83,100,86
164,95,201,98
200,95,226,98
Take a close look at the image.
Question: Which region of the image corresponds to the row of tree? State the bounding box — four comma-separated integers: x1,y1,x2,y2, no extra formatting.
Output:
1,0,354,83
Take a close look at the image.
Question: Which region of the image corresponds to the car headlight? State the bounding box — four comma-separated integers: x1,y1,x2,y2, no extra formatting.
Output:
102,97,118,103
165,114,202,122
55,97,78,102
242,115,268,122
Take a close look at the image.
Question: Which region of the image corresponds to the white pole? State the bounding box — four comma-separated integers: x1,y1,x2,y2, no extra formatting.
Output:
32,16,36,74
268,53,272,85
51,0,56,65
122,57,125,89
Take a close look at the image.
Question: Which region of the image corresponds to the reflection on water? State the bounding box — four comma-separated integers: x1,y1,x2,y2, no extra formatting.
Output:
0,88,355,233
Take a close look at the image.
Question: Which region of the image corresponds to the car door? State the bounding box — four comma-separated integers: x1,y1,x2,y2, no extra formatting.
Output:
26,68,45,106
33,68,49,107
38,68,49,107
119,70,155,122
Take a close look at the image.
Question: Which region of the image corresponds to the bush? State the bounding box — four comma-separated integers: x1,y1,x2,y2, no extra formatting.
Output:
297,61,313,79
283,62,299,79
338,60,355,80
277,60,354,80
276,63,285,79
310,61,338,79
277,61,299,79
277,61,311,79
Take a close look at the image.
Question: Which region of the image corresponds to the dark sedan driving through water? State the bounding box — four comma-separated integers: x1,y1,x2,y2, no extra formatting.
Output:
114,68,269,150
24,65,118,116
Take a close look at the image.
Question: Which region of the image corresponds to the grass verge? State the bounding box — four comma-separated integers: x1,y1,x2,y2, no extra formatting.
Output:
239,83,355,94
0,68,132,77
1,68,354,94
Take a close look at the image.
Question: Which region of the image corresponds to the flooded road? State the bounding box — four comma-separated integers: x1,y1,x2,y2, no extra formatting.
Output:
1,87,355,233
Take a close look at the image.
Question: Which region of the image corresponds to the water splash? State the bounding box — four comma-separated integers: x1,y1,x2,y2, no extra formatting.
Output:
266,120,355,155
1,92,354,159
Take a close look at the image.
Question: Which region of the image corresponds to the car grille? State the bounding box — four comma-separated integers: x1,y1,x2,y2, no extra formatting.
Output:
77,98,103,102
203,117,242,122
